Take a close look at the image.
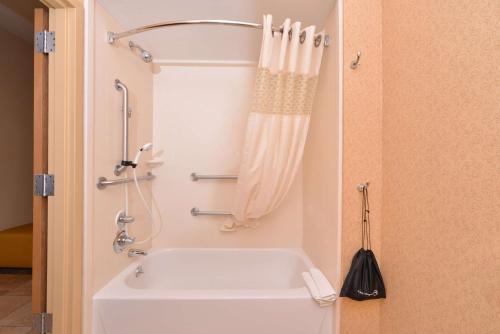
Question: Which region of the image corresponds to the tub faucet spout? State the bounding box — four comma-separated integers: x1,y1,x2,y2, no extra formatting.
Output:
135,265,144,278
128,249,148,257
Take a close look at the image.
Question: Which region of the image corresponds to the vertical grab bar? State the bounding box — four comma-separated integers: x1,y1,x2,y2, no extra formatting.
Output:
114,79,131,176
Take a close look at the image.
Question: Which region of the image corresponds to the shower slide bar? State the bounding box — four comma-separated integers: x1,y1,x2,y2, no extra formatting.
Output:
97,172,156,190
190,173,238,181
107,19,331,47
191,207,232,216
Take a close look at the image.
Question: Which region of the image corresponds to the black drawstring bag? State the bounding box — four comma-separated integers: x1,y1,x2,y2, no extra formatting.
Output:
340,184,386,301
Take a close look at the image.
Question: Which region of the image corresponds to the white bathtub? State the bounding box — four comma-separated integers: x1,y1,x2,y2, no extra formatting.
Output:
93,248,333,334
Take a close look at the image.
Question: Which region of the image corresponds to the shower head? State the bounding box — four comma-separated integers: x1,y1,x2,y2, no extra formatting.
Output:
140,143,153,152
129,41,153,63
132,143,153,167
141,50,153,63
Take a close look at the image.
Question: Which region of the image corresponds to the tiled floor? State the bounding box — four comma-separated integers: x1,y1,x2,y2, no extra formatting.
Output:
0,275,32,334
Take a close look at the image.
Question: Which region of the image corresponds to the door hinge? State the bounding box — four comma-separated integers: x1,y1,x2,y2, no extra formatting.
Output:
33,312,53,333
35,30,55,53
34,174,54,197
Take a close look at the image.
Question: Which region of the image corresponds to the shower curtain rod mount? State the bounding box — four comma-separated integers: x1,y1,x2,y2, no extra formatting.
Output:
107,19,331,47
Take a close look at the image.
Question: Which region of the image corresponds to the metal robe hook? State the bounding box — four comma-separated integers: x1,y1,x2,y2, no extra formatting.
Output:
357,182,369,192
350,51,361,70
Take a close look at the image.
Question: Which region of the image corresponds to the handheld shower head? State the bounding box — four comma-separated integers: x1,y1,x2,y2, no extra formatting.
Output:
140,143,153,152
129,41,153,63
132,143,153,167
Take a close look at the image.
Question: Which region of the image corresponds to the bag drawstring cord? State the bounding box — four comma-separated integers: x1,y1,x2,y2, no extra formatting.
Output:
361,184,371,250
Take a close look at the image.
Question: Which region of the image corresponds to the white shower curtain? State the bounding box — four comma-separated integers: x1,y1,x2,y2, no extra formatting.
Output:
229,15,325,227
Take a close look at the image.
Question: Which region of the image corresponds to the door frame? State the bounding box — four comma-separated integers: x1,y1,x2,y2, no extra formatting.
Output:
33,6,49,321
39,0,84,333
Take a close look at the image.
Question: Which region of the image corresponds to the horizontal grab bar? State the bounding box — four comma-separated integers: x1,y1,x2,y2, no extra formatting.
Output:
191,207,232,216
97,172,155,190
190,173,238,181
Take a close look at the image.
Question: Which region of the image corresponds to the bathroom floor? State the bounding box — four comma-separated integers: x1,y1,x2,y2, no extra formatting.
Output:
0,274,32,334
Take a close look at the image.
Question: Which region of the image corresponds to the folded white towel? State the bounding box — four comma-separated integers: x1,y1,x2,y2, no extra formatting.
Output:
302,268,336,307
310,268,336,299
303,272,321,299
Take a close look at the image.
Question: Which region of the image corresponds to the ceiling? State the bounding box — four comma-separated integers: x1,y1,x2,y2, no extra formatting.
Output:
97,0,336,62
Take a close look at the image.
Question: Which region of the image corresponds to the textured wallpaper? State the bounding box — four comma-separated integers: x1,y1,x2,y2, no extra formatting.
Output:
341,0,383,333
381,0,500,333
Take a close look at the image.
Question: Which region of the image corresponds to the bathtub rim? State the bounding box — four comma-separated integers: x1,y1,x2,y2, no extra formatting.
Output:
94,247,317,301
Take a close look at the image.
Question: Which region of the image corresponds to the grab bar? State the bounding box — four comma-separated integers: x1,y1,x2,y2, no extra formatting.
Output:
190,173,238,181
114,79,132,176
97,172,155,190
190,207,232,216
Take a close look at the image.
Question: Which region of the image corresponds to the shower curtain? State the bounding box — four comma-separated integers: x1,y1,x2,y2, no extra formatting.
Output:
228,15,325,227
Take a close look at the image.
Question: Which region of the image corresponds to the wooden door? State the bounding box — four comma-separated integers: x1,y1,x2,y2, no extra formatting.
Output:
33,7,49,318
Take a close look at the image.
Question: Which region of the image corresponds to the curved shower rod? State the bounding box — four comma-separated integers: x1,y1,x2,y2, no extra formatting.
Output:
107,19,331,47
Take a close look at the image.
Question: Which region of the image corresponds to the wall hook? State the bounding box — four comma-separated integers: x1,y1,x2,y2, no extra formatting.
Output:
357,182,369,192
350,51,361,70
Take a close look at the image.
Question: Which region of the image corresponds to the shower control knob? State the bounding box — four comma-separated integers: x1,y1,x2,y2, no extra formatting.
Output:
113,230,135,253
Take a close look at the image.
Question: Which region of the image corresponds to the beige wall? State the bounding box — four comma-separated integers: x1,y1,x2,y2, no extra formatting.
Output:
381,1,500,333
0,27,33,231
340,0,383,333
91,2,153,294
339,0,499,332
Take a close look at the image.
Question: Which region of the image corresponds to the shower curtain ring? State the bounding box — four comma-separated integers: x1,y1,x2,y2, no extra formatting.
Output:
314,35,322,47
299,31,306,43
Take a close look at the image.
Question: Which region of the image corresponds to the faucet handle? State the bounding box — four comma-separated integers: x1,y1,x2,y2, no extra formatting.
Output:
121,235,135,245
113,230,135,253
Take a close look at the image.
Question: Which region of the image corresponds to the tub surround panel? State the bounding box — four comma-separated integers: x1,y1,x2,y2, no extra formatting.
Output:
92,2,153,294
381,1,500,333
302,5,341,333
152,65,303,248
90,2,341,332
303,2,340,282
